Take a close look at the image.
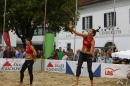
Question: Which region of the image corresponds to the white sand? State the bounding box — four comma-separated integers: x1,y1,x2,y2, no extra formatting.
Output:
0,71,128,86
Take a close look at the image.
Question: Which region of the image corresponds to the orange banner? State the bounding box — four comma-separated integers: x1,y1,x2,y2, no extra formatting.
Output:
3,28,11,46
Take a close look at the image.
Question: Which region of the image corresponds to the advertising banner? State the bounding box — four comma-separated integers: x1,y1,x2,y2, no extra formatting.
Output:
0,58,25,71
101,63,129,78
66,61,101,77
45,60,66,73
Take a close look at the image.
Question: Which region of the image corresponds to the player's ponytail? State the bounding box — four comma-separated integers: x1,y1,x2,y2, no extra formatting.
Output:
91,26,101,36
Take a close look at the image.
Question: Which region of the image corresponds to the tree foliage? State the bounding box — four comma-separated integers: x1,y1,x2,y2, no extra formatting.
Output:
46,0,80,32
0,0,80,46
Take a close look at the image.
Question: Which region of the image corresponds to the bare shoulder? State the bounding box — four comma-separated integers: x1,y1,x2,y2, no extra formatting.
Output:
30,45,34,49
91,38,95,44
83,34,88,38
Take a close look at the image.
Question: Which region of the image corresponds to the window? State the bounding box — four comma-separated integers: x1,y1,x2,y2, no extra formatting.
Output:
34,27,43,36
34,29,38,35
33,27,56,37
37,28,42,35
104,12,116,27
107,13,113,26
82,16,93,30
67,43,71,51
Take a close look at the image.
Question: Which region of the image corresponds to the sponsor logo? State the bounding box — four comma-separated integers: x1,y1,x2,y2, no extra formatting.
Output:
1,59,23,71
104,68,120,76
46,62,65,72
47,62,53,67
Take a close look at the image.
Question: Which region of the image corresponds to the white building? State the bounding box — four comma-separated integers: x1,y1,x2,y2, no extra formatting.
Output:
0,0,130,53
0,29,51,50
56,0,130,52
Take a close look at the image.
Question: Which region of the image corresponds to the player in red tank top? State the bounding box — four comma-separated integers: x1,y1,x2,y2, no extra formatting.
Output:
19,38,37,86
26,45,33,54
69,21,100,86
83,36,93,49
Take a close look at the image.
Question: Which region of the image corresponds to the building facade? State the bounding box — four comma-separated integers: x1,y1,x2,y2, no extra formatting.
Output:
56,0,130,52
0,29,55,50
0,0,130,53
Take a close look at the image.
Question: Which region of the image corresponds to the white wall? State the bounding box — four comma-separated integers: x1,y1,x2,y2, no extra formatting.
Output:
9,31,17,47
17,36,44,45
56,0,130,51
57,38,82,53
1,0,130,51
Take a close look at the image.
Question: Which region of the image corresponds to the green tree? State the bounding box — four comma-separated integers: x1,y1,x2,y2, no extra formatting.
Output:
46,0,80,32
6,0,44,47
1,0,80,47
0,0,3,32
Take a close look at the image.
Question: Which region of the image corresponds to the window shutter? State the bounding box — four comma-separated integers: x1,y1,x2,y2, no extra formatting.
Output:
82,17,85,30
90,16,93,28
115,12,116,26
104,13,107,27
112,12,116,26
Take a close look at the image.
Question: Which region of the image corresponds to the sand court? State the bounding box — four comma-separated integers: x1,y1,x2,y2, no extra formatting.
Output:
0,71,128,86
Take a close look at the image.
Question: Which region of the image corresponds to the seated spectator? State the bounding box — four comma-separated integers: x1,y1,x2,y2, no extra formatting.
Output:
114,48,118,52
112,48,122,64
48,53,54,59
62,52,68,60
108,48,112,58
57,47,63,60
74,49,80,61
0,46,3,58
69,49,74,57
98,50,106,63
92,53,96,62
55,49,59,54
112,57,122,64
3,47,12,58
22,48,26,58
94,49,100,58
40,50,43,58
16,49,23,58
11,48,16,58
37,50,42,59
63,49,66,53
105,52,112,63
15,47,19,56
66,51,73,61
122,58,128,64
48,52,58,60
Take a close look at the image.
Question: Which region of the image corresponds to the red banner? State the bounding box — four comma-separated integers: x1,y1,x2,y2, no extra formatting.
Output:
3,28,11,46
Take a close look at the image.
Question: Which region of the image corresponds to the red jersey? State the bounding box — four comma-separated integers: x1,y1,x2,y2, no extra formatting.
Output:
26,45,33,54
83,36,93,49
